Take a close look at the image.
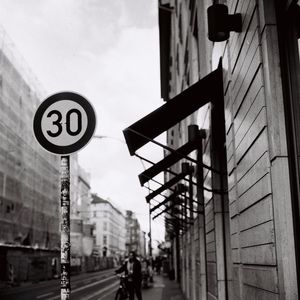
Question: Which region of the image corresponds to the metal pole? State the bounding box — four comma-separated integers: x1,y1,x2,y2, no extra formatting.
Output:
130,225,132,252
175,220,181,283
189,168,194,219
149,203,152,257
197,130,207,298
60,156,71,300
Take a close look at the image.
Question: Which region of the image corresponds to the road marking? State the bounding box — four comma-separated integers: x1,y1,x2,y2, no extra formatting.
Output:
71,269,113,285
83,281,119,300
45,275,116,300
83,279,94,285
36,292,54,299
97,283,119,300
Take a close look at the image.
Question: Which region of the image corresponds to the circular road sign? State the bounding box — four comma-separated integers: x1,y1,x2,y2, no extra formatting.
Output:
33,92,96,155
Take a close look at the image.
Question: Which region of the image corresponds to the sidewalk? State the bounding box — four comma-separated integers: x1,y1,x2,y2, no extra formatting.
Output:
142,274,185,300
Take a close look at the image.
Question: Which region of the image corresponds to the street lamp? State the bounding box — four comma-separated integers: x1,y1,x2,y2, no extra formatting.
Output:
93,134,126,144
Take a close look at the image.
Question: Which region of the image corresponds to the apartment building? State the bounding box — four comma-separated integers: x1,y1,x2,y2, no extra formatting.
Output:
91,194,126,258
70,154,95,272
0,28,60,283
125,210,145,256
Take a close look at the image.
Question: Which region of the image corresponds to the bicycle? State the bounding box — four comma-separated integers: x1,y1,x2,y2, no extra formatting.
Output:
115,274,128,300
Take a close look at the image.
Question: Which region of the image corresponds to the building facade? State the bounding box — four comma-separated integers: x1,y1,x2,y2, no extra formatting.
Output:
161,0,299,299
125,210,145,256
91,194,126,258
124,0,300,299
70,154,95,272
0,28,60,283
70,154,92,222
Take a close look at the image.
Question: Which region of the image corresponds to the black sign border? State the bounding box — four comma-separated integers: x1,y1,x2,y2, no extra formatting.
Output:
33,92,96,155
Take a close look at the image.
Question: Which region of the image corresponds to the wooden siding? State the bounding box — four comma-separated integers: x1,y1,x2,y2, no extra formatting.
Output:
223,0,291,298
165,0,298,298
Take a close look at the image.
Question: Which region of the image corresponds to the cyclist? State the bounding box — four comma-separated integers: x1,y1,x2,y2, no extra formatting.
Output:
115,251,143,300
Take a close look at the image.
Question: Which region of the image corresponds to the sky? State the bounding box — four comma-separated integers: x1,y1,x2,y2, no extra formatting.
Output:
0,0,166,244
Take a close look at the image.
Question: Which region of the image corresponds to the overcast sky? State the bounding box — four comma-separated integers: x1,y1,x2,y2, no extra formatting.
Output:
0,0,166,243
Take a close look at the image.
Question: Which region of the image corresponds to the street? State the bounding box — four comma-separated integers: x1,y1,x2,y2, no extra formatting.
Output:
0,271,185,300
0,269,119,300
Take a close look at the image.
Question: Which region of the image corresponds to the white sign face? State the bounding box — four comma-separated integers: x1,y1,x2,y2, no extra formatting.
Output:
41,100,88,146
33,92,96,155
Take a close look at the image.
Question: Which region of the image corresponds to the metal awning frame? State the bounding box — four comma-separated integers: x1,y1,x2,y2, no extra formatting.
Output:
136,153,224,195
152,196,194,221
128,127,222,175
123,61,223,154
145,169,189,202
145,185,203,214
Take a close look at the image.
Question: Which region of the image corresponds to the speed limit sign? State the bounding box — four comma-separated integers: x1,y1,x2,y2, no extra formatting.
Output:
33,92,96,155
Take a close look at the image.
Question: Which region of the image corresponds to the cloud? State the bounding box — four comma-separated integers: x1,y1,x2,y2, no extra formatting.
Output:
119,0,157,28
0,0,165,241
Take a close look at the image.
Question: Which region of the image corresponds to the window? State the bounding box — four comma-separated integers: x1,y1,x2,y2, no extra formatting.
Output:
103,235,107,245
103,221,107,231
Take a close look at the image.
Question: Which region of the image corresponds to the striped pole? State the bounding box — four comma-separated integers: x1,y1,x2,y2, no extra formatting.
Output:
60,156,71,299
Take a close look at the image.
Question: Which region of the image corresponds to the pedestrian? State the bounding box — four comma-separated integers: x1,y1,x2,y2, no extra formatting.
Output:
155,256,162,275
115,251,143,300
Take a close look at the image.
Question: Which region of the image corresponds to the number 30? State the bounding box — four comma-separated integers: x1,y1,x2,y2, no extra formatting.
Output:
46,109,82,137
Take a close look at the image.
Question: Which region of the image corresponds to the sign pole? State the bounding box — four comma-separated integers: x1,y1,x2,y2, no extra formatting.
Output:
33,92,96,298
60,155,71,300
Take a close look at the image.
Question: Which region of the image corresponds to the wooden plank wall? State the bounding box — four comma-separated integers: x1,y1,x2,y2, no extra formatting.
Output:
168,0,298,298
223,0,280,298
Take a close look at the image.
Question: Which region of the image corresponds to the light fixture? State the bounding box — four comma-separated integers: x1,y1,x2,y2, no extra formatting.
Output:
207,3,242,42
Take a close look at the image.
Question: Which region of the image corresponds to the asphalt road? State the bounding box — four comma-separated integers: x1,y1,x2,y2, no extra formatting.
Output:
0,269,120,300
